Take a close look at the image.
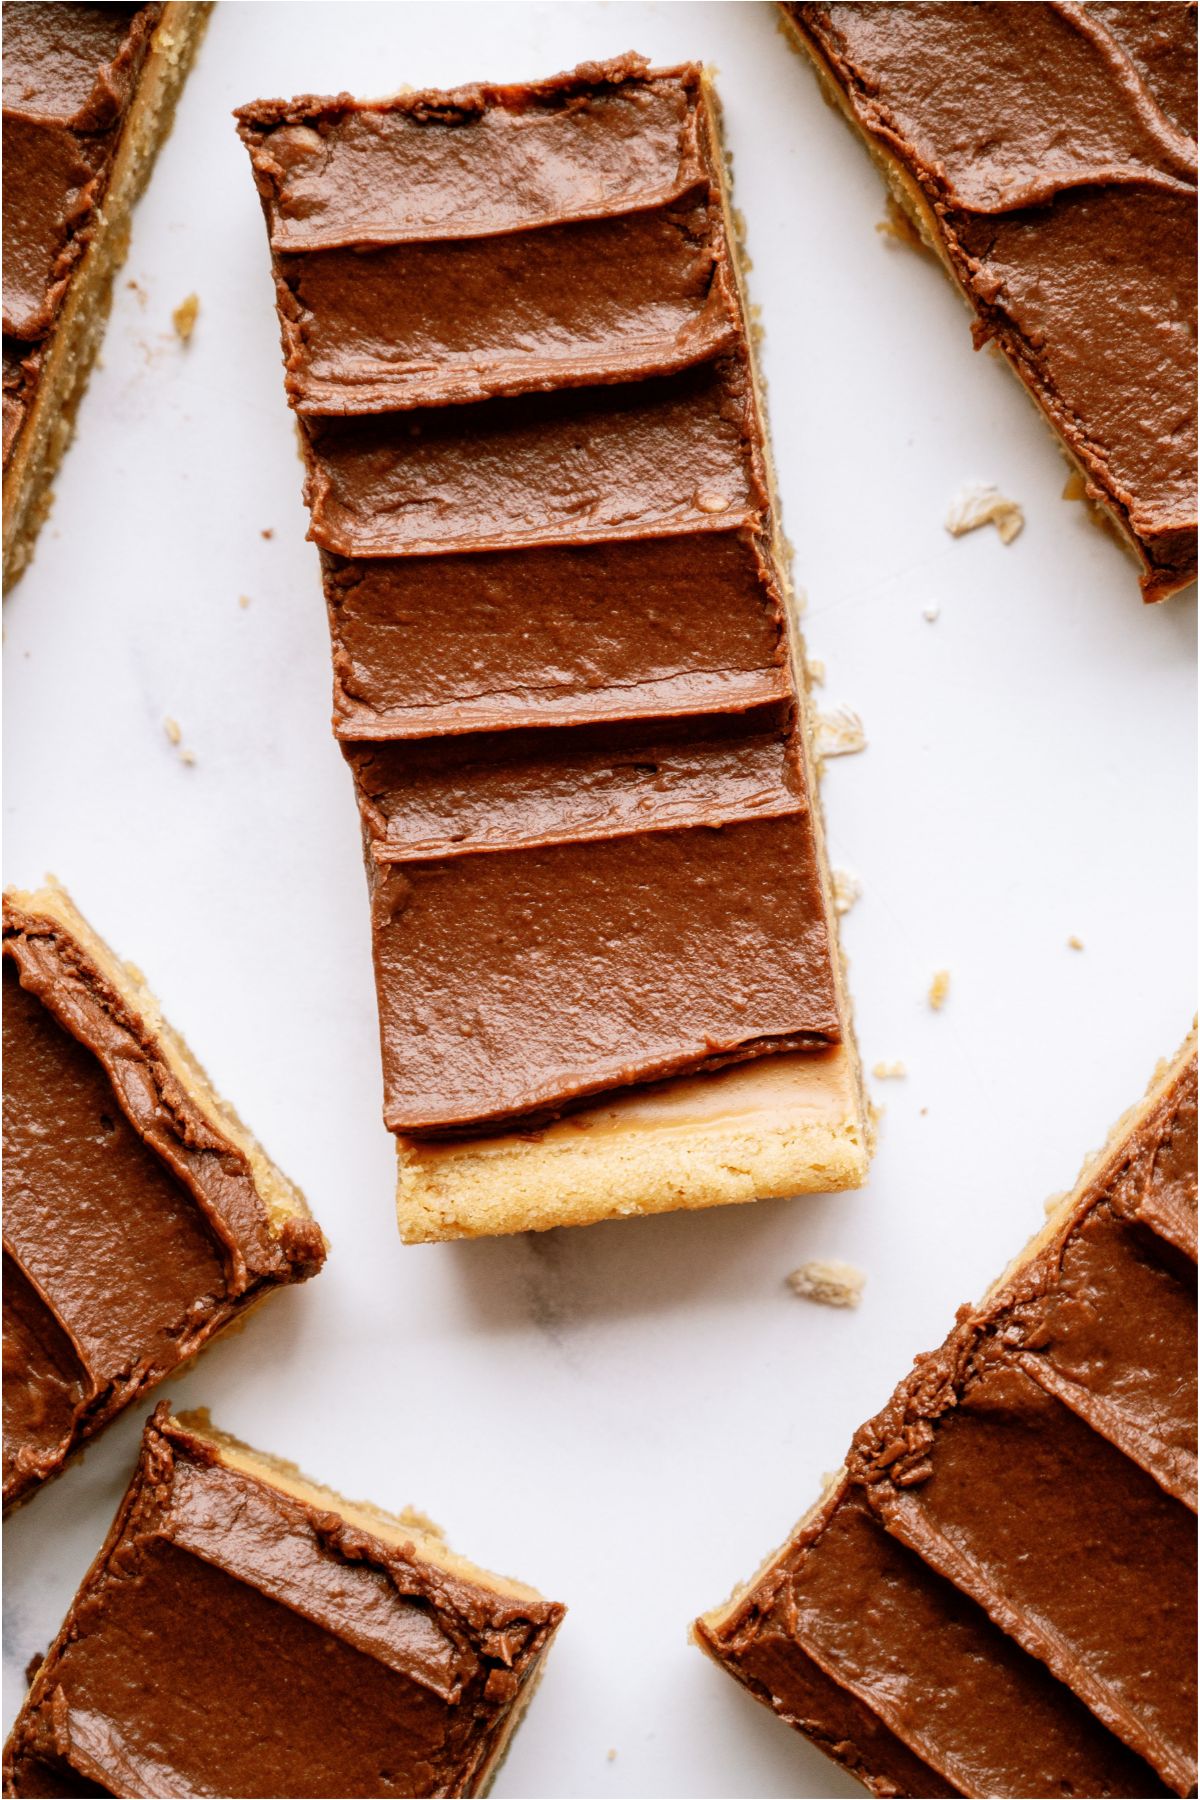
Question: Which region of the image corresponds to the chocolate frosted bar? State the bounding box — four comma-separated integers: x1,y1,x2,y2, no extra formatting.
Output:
781,3,1198,602
3,1406,564,1798
2,2,210,589
696,1033,1197,1797
2,886,325,1510
238,57,869,1238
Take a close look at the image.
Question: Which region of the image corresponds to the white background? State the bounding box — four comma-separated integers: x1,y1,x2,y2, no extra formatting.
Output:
3,5,1196,1797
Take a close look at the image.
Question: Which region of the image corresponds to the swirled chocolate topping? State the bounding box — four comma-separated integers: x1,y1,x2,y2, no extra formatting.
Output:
2,894,324,1510
697,1043,1197,1796
238,57,846,1141
3,1407,564,1798
783,3,1198,602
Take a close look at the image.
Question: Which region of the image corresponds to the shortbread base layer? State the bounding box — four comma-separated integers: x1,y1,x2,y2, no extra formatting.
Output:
396,1044,868,1241
2,3,209,591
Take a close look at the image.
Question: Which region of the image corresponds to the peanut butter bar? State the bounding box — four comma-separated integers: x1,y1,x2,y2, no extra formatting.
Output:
3,1406,564,1798
781,3,1197,602
238,56,869,1239
2,1,209,589
2,885,325,1509
696,1032,1197,1797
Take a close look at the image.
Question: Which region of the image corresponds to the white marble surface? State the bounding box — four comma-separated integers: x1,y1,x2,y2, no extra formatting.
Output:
3,5,1196,1796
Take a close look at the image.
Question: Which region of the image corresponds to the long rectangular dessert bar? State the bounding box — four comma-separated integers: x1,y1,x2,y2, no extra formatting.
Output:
2,884,325,1510
238,56,869,1237
2,1405,564,1798
695,1031,1198,1797
2,2,209,589
780,3,1198,602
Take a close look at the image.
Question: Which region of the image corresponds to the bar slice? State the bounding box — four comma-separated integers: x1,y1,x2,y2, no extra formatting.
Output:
695,1031,1197,1797
238,56,869,1237
780,3,1198,602
2,884,325,1510
2,1405,564,1798
2,1,210,590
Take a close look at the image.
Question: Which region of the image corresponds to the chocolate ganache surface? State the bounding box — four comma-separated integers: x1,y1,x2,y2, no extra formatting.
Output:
239,57,844,1139
3,1407,564,1798
783,3,1198,601
2,898,323,1509
2,3,159,468
697,1047,1198,1797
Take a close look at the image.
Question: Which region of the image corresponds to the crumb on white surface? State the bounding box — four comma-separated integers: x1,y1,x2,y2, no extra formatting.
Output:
172,293,199,341
607,1750,617,1763
872,1060,907,1080
239,594,252,609
928,969,950,1010
945,482,1024,546
179,748,197,767
831,868,861,916
1067,934,1085,950
260,528,274,540
923,601,941,622
163,716,182,745
788,1260,865,1309
814,702,867,759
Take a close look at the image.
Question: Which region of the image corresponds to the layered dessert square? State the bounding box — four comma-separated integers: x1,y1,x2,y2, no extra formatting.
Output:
2,2,210,589
781,3,1198,602
696,1033,1197,1797
238,56,869,1239
3,1405,564,1797
3,884,325,1509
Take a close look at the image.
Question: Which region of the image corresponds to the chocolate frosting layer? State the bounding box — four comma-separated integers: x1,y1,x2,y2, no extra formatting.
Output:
699,1049,1197,1797
239,57,844,1140
2,4,159,463
305,359,759,560
2,1408,564,1798
326,531,790,741
240,63,706,251
278,195,740,414
2,901,324,1509
787,2,1198,600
